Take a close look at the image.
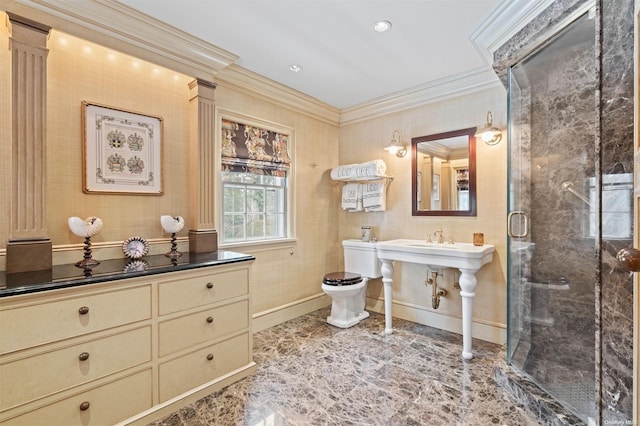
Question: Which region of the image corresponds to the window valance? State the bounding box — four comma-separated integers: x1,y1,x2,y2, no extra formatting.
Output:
221,119,291,177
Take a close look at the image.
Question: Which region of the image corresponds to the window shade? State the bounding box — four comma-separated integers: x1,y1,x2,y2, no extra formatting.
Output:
221,119,291,177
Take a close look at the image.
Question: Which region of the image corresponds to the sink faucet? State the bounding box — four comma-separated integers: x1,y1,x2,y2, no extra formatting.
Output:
435,228,444,244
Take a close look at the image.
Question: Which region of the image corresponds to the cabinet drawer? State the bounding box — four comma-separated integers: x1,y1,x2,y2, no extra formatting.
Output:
159,332,249,402
158,268,248,315
159,300,249,357
1,369,152,426
0,285,151,354
0,326,151,411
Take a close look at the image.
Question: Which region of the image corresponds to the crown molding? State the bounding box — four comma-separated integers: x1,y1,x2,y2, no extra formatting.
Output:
2,0,238,79
339,67,504,126
469,0,556,67
215,65,341,126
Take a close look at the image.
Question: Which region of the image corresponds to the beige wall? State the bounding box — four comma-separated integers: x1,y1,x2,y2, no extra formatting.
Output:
46,31,193,254
338,87,509,342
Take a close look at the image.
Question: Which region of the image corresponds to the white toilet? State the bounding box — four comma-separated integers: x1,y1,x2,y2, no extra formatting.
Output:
321,239,382,328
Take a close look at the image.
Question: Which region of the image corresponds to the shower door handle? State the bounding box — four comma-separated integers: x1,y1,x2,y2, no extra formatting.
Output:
616,247,640,272
507,211,529,238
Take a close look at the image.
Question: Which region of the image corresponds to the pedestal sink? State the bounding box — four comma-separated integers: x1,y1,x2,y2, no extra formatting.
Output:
375,239,495,359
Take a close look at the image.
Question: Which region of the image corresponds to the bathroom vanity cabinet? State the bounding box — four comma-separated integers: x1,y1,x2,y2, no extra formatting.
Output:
0,251,255,425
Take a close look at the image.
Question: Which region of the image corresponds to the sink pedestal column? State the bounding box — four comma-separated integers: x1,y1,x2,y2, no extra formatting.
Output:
381,260,395,334
458,268,479,360
378,259,482,359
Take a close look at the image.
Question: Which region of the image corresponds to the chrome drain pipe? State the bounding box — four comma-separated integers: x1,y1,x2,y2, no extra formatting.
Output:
427,271,447,309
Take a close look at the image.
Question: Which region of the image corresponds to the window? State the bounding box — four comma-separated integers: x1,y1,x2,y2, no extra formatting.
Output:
222,172,286,242
219,116,292,244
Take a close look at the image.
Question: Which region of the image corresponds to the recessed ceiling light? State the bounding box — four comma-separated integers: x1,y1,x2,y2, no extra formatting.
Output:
289,64,303,73
373,20,392,32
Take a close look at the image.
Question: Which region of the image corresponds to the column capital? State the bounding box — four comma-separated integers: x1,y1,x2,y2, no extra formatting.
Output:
7,13,51,46
188,78,217,91
7,13,52,34
188,78,217,104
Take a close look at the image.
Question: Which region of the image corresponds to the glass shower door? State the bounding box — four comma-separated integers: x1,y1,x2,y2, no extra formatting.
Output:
506,72,533,368
506,11,596,422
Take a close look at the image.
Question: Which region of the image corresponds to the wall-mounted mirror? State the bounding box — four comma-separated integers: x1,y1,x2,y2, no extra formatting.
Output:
412,127,477,216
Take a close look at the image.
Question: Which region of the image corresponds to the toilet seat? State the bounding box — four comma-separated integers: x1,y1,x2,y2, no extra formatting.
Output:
322,271,362,286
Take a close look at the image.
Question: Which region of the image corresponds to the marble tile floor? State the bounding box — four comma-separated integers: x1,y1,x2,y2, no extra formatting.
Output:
149,308,540,426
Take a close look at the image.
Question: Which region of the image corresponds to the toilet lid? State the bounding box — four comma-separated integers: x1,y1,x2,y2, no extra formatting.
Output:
323,271,362,286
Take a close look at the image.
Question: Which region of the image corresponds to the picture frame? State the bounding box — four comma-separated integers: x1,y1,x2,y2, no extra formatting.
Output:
432,174,440,201
82,101,163,195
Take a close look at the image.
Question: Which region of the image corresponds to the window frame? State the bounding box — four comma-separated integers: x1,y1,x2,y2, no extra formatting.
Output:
214,108,295,247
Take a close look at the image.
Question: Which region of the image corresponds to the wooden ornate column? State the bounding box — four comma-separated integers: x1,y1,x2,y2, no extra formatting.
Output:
187,78,218,253
5,14,52,273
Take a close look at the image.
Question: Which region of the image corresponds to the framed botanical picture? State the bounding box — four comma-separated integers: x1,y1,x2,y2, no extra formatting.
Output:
82,102,163,195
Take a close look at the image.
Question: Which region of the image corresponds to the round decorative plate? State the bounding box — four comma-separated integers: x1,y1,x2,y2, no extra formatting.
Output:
122,236,149,260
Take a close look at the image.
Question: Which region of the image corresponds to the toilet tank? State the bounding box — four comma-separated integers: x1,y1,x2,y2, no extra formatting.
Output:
342,239,382,278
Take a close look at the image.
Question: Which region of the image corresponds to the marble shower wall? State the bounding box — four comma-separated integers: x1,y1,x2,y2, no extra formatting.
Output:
598,0,635,421
493,0,634,422
525,13,596,293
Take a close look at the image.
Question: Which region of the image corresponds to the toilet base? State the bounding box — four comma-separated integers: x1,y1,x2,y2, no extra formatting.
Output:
326,310,370,329
321,276,370,329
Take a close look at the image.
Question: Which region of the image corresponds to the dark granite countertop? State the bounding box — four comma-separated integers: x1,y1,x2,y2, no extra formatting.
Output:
0,250,255,298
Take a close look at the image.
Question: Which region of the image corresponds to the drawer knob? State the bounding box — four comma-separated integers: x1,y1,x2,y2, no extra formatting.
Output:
78,306,89,315
78,352,90,361
206,353,214,361
206,282,214,289
79,401,90,411
206,316,214,323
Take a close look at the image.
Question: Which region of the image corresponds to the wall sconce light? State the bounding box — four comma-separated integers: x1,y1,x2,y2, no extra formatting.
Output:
384,130,407,157
475,111,502,146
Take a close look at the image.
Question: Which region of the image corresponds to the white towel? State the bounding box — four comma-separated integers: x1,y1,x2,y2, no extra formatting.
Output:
362,180,387,212
354,160,387,179
331,160,387,181
331,164,356,181
342,183,363,211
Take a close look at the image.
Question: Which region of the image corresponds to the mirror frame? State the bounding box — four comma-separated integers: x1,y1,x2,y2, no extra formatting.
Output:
411,127,477,216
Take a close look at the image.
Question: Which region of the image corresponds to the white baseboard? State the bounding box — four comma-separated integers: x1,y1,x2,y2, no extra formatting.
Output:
252,293,331,333
251,294,505,345
366,297,506,345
